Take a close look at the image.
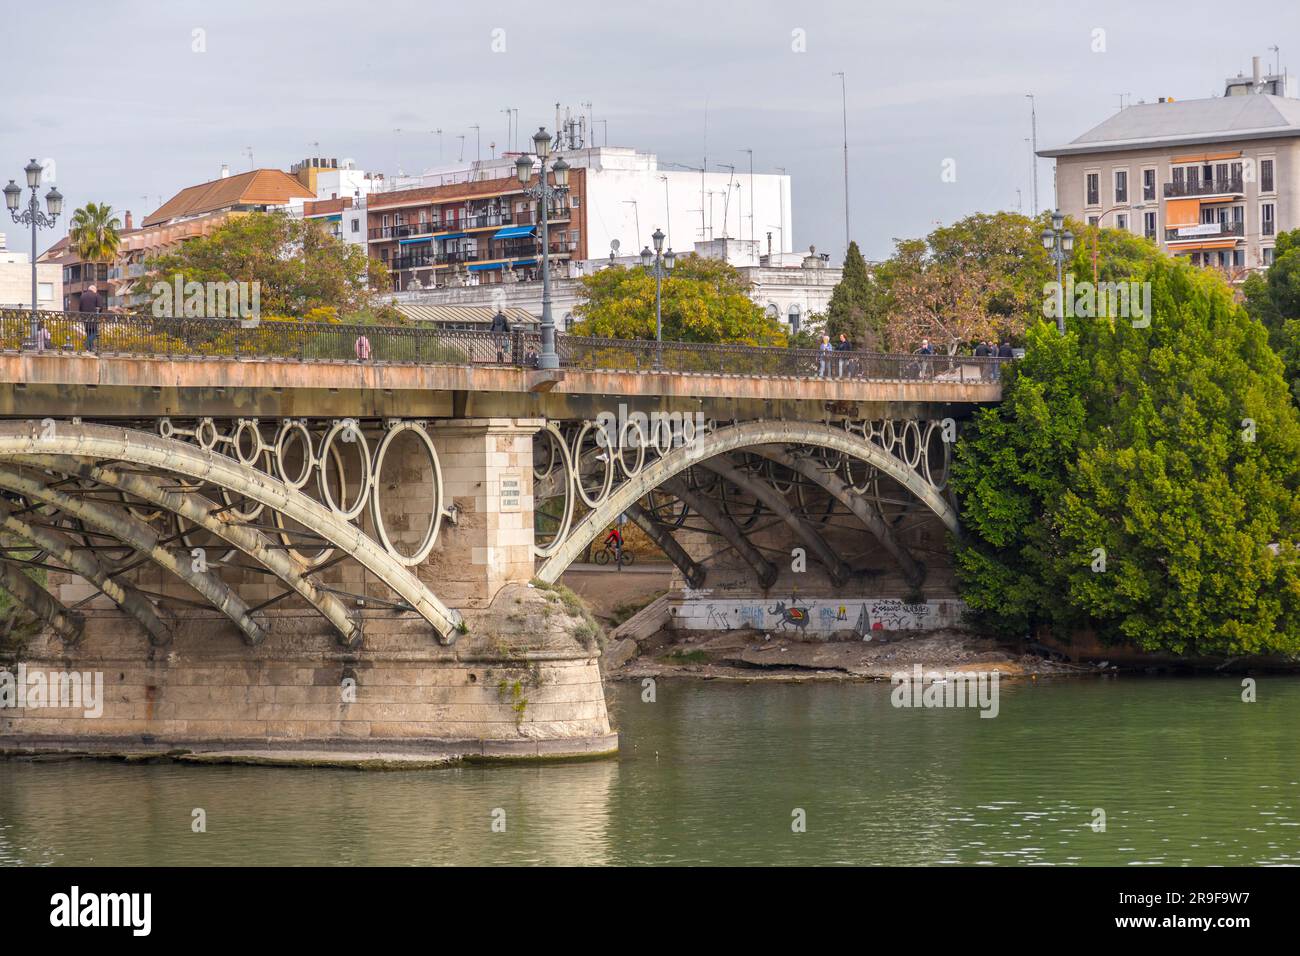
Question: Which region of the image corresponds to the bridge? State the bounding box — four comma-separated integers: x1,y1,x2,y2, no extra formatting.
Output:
0,310,1004,762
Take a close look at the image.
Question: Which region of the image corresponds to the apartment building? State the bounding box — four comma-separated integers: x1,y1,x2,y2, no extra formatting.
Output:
0,232,62,310
1039,58,1300,278
368,167,588,292
368,141,792,293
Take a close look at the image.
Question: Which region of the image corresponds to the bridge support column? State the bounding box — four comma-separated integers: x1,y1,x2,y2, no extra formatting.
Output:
428,418,543,608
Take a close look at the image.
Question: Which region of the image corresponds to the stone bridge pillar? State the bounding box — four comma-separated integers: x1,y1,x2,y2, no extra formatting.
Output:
427,418,542,608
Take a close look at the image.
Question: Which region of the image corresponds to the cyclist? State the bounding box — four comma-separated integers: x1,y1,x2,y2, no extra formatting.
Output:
604,525,624,565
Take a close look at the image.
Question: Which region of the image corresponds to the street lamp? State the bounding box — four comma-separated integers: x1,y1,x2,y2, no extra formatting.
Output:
1041,209,1074,335
6,159,63,340
640,227,675,368
515,128,570,370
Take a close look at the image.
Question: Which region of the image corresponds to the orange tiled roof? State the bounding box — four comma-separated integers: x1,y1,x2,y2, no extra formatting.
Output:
143,168,315,227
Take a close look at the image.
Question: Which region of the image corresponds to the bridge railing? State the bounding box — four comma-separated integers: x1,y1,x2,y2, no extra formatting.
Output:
2,309,1007,383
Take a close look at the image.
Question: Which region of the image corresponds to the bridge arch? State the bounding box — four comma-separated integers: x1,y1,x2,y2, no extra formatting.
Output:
0,421,463,643
534,419,958,583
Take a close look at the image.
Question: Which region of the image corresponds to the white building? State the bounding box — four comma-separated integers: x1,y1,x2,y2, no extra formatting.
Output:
0,232,62,310
387,237,839,334
381,144,794,260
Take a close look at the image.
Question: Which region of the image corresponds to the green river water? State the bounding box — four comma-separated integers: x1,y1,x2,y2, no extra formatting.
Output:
1,676,1297,866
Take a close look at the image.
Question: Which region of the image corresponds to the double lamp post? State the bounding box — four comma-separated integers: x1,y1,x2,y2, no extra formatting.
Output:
515,129,569,370
5,159,64,340
1041,208,1074,336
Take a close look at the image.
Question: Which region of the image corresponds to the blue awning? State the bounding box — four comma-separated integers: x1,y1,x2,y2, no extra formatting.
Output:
398,237,431,245
437,232,467,242
510,258,537,267
468,262,503,272
493,225,536,240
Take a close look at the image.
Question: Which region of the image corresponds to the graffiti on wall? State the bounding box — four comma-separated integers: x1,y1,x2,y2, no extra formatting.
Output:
674,596,964,638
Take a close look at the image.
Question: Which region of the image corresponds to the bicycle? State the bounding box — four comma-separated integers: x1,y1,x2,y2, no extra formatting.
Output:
593,542,635,567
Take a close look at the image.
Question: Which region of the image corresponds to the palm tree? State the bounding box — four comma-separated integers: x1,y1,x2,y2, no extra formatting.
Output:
70,202,122,263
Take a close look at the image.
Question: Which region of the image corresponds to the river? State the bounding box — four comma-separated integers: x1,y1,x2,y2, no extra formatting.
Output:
1,676,1297,865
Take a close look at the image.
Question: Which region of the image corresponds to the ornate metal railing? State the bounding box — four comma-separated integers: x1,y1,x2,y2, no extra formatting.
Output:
0,309,1007,383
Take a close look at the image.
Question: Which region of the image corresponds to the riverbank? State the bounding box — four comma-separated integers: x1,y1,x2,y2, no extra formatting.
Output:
604,626,1093,682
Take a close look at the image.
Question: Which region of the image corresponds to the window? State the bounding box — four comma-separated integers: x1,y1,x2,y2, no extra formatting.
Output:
1261,158,1274,193
1087,216,1099,227
1233,249,1244,268
1114,170,1128,204
1264,247,1276,266
1142,168,1156,201
1116,213,1128,231
1262,202,1275,236
38,282,54,302
351,218,360,233
1144,211,1156,239
788,304,802,330
1085,172,1099,206
1173,166,1186,188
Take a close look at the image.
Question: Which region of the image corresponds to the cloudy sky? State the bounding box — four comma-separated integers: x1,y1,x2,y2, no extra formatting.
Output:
3,0,1297,262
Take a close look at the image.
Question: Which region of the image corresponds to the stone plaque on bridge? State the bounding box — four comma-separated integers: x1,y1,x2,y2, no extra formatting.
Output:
500,471,523,513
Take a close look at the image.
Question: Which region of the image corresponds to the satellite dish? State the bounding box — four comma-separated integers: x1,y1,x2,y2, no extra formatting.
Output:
610,239,621,253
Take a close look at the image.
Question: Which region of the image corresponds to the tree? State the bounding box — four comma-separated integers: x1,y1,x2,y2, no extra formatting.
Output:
570,253,787,345
825,241,880,347
70,203,122,264
953,256,1300,657
138,211,386,318
871,212,1054,353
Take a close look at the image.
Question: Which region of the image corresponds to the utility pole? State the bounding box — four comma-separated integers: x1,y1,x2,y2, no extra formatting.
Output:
1026,94,1039,216
833,72,850,250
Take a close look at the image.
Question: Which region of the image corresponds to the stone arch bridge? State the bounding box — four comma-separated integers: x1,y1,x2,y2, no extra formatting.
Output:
0,313,1002,760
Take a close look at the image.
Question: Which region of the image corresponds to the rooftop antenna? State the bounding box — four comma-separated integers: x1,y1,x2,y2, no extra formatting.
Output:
457,135,465,163
623,199,641,252
393,129,403,176
470,124,481,162
501,109,513,153
717,163,735,238
243,145,254,170
1025,93,1038,215
701,94,710,245
431,129,443,163
659,174,671,249
739,148,754,246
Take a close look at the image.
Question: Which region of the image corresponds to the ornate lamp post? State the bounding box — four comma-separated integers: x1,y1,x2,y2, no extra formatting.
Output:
1041,209,1074,335
515,129,569,371
5,159,63,339
639,227,675,368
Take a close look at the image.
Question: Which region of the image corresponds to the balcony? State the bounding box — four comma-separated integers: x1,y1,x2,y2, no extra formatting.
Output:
1163,176,1244,199
1165,221,1245,243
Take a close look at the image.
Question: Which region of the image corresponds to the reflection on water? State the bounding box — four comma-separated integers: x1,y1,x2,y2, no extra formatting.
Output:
2,677,1298,865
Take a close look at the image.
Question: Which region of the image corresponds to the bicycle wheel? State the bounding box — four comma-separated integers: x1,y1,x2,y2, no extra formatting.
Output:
593,547,610,566
619,550,635,567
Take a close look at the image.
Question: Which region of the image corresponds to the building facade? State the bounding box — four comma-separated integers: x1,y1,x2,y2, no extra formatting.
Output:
1040,60,1300,278
0,232,63,310
370,144,793,293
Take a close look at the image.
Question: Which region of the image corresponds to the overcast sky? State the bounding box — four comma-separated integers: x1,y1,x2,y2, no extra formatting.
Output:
2,0,1297,262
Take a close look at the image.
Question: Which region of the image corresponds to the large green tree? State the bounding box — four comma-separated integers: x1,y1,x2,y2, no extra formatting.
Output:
138,211,386,318
570,253,787,345
953,256,1300,657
